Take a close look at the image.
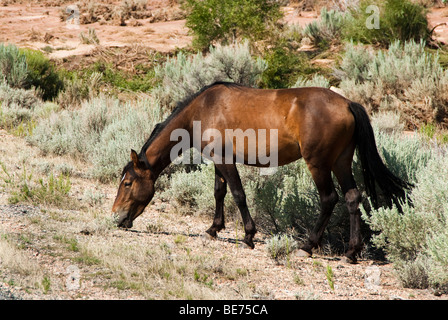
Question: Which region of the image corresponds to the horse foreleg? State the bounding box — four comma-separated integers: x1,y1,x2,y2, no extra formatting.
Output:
205,165,227,239
215,164,257,249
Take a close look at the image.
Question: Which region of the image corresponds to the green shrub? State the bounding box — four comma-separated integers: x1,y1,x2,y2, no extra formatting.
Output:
159,165,215,215
245,162,321,234
3,163,72,207
370,111,404,134
0,80,42,129
0,44,64,101
427,225,448,289
292,74,330,88
372,128,432,184
343,0,430,46
20,48,64,101
56,72,102,108
183,0,283,50
259,44,316,89
154,41,267,109
336,41,371,83
79,28,100,45
0,43,28,88
90,99,164,181
88,61,155,93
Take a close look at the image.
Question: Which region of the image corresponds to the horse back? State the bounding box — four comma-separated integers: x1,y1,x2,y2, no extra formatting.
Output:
190,84,355,167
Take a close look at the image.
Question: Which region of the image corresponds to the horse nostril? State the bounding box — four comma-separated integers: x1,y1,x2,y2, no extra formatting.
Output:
118,218,133,229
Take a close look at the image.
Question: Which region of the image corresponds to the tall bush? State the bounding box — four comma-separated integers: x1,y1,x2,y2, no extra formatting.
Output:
363,149,448,290
0,80,42,128
0,43,64,100
259,44,315,89
20,48,64,101
303,8,348,48
292,74,330,88
343,0,430,46
183,0,283,50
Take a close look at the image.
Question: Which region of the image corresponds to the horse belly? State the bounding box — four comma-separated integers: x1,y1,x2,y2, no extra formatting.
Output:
276,140,302,166
199,130,301,167
231,137,301,167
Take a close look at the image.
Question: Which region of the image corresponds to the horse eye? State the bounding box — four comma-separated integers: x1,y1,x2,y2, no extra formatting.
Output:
124,181,132,187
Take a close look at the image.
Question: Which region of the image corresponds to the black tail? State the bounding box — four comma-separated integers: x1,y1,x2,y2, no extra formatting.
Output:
348,102,413,210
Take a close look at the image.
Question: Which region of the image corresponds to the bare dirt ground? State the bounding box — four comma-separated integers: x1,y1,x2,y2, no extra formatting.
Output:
428,7,448,45
0,2,447,60
0,0,191,56
1,1,448,301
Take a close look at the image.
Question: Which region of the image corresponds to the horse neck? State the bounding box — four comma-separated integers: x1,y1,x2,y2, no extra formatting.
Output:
144,111,193,178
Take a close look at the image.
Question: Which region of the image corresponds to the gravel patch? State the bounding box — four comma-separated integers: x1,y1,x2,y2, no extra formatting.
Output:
0,204,41,218
0,283,23,300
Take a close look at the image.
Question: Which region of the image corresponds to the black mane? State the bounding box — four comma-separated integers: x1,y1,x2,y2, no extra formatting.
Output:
138,81,241,160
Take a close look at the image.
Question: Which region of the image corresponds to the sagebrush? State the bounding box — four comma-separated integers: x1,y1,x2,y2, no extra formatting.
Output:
363,149,448,290
154,41,267,109
28,95,164,182
337,40,448,128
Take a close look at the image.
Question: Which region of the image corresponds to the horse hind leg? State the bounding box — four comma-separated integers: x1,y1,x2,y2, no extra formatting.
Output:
332,157,363,264
344,187,362,263
298,167,338,257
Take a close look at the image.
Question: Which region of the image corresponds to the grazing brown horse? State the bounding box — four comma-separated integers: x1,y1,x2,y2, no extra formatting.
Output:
112,82,411,263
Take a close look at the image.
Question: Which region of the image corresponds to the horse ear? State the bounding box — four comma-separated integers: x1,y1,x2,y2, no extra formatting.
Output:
130,149,139,167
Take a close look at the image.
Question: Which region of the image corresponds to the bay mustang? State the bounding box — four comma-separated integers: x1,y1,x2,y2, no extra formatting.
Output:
112,82,411,263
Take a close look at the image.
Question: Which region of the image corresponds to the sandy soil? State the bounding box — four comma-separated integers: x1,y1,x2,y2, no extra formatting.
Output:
428,7,448,45
0,1,191,57
1,2,447,64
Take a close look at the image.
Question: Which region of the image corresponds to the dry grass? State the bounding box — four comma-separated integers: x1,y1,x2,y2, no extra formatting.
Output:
0,203,255,299
0,236,45,287
0,133,252,299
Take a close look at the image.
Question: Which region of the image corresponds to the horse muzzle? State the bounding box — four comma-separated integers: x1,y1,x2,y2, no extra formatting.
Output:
113,209,134,229
117,216,133,229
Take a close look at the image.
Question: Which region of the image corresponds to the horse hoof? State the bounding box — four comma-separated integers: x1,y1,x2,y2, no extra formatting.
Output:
296,249,312,258
342,256,357,264
201,232,215,243
240,240,255,249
